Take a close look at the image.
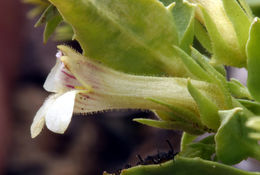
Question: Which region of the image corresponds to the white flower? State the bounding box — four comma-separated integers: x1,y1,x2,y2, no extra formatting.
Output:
31,91,78,138
31,45,221,138
31,49,89,138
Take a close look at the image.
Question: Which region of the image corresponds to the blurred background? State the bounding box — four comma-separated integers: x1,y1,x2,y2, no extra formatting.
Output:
0,1,260,175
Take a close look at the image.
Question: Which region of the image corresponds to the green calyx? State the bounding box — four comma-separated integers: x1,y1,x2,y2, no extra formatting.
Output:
190,0,252,68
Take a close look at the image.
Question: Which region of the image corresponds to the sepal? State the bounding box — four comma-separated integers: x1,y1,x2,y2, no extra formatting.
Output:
190,0,252,67
246,18,260,102
168,0,196,53
187,79,219,130
133,118,204,135
215,108,260,164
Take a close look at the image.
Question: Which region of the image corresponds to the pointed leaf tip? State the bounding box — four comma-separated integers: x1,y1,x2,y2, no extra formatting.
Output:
187,79,219,130
134,118,204,135
216,108,259,165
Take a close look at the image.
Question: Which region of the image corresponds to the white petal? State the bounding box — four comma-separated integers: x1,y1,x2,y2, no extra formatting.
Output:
44,56,82,93
45,91,78,134
30,95,56,138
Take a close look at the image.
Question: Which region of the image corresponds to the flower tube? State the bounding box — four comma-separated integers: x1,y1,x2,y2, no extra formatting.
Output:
31,46,226,138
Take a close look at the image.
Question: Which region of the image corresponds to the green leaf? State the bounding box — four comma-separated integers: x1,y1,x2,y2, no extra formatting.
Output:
168,0,196,53
231,97,255,116
184,142,215,158
180,135,215,160
34,4,59,27
222,0,251,53
213,64,227,77
134,118,204,135
190,45,226,77
43,15,62,43
154,110,187,123
148,97,203,127
53,23,74,41
190,47,225,82
238,0,254,18
194,19,212,53
227,78,252,99
238,99,260,115
172,46,212,82
215,108,260,164
32,4,63,43
246,18,260,102
191,47,232,109
180,132,197,151
199,5,246,67
111,156,260,175
187,79,220,130
49,0,192,76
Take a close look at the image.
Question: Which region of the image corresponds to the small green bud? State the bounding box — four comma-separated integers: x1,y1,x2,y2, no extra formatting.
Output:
189,0,252,67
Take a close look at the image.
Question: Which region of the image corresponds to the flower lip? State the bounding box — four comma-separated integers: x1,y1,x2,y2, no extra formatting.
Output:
45,90,78,134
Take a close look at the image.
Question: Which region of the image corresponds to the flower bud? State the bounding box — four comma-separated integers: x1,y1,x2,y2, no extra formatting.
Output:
190,0,253,67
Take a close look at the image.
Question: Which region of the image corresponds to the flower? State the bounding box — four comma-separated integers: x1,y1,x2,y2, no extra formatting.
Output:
31,49,89,138
31,45,225,138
